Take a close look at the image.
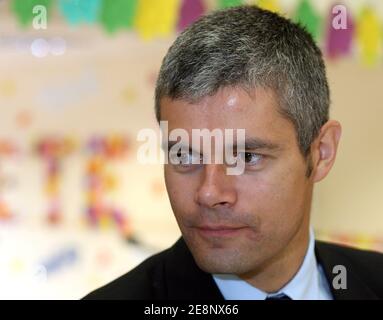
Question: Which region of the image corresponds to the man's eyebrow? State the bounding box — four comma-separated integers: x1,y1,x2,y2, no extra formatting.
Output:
162,138,281,151
231,137,281,151
162,141,194,152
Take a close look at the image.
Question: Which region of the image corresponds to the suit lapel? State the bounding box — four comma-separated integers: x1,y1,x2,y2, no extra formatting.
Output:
315,241,378,300
164,237,224,300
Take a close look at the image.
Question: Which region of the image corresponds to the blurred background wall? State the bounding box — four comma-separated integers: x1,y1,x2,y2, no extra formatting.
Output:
0,0,382,299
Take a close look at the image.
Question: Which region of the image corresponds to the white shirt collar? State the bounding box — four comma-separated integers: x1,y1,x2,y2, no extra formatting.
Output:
212,228,333,300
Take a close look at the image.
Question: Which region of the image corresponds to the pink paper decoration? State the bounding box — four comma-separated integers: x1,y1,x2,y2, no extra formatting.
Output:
325,4,354,59
177,0,205,32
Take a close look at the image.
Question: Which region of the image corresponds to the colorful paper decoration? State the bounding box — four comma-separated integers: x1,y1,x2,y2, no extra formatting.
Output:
0,200,12,221
256,0,281,14
315,230,383,253
100,0,138,33
325,4,354,59
151,179,166,197
85,135,132,238
218,0,244,9
36,137,75,224
0,139,18,156
356,7,382,66
0,139,18,221
294,0,322,41
5,0,383,65
135,0,181,40
121,86,138,105
354,234,374,251
0,190,13,221
11,0,53,27
41,247,78,275
58,0,102,25
15,110,34,129
0,79,17,98
177,0,205,31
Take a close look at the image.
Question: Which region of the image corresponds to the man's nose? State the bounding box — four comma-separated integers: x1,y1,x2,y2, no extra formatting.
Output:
194,164,237,209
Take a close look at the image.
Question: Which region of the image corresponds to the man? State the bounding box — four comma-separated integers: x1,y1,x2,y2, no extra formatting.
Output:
84,5,383,300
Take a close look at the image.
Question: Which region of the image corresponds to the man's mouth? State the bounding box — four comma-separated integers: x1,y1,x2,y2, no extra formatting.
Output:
193,225,248,238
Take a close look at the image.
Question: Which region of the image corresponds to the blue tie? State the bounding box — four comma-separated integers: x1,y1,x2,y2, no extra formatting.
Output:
265,293,292,300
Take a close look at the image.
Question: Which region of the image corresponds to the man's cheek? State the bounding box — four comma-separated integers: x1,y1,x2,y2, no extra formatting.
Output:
246,186,295,230
245,179,284,209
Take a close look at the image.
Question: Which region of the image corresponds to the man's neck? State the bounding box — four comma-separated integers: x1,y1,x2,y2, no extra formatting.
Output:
238,223,310,293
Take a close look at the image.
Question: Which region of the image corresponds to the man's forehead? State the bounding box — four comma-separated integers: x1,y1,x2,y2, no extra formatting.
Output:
159,87,300,155
160,88,292,139
161,86,278,120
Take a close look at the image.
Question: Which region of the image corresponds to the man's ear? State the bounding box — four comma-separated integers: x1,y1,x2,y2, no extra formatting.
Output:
312,120,342,183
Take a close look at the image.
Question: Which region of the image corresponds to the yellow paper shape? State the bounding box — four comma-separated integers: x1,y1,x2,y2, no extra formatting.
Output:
135,0,181,40
10,258,25,273
99,213,112,230
121,86,137,104
356,8,382,66
0,79,16,97
354,234,374,251
103,174,117,191
256,0,281,13
45,178,59,195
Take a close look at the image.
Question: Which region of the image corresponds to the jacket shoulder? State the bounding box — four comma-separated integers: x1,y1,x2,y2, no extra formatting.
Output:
83,247,170,300
316,240,383,298
316,240,383,266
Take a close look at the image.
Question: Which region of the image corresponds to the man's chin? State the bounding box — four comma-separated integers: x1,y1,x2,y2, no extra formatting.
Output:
187,245,250,274
193,255,250,274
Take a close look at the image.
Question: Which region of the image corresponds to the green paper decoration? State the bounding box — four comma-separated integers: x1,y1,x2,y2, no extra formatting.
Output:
100,0,138,33
12,0,53,27
294,0,322,41
218,0,244,9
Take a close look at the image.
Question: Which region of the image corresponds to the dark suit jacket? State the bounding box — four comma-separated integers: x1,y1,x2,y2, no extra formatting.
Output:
83,237,383,300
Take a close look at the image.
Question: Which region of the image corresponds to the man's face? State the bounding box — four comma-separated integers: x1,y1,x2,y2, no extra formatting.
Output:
161,86,313,276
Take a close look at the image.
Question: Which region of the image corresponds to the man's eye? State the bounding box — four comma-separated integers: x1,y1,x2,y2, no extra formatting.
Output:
239,152,263,166
169,150,201,166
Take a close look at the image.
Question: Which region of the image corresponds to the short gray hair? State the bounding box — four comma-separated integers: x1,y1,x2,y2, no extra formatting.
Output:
155,5,330,156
